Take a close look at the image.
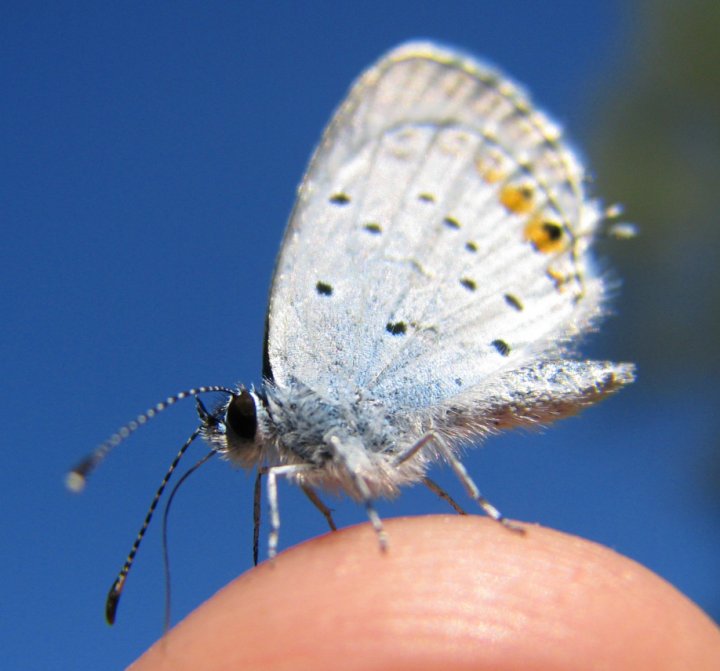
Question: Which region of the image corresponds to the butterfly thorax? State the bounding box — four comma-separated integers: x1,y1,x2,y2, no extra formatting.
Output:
251,378,428,498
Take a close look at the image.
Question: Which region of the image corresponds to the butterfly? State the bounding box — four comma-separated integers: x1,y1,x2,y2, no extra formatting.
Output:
68,41,635,624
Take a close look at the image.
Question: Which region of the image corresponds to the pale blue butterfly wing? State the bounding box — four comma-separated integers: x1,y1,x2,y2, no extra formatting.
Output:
265,42,632,433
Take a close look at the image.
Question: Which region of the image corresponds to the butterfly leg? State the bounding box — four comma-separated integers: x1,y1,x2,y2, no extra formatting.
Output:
394,432,433,465
252,469,265,566
300,483,337,532
422,476,467,515
355,477,388,552
326,434,388,552
395,437,468,514
402,432,523,533
266,463,315,559
439,435,524,532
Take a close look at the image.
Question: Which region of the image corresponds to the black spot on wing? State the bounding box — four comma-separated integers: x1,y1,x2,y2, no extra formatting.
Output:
316,281,333,296
504,293,523,311
543,221,563,240
386,321,407,336
363,222,382,234
443,216,461,230
329,192,351,205
491,339,511,356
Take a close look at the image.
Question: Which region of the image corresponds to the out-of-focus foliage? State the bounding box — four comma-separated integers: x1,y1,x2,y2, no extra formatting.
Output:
591,0,720,383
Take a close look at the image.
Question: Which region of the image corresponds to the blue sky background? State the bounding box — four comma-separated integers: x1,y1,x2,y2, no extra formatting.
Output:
2,2,719,669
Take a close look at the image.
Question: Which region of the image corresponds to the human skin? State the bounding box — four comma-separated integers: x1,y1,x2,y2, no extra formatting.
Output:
131,516,720,670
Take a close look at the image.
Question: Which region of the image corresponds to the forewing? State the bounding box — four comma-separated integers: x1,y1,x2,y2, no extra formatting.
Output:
266,42,607,410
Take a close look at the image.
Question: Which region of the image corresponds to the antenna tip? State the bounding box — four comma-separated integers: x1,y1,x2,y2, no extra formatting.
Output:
65,470,87,493
106,578,124,625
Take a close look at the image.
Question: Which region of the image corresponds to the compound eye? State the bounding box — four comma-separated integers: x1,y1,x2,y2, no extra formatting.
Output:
225,389,257,441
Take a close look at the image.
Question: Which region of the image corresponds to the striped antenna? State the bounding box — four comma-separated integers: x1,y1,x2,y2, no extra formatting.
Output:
104,395,227,624
105,425,202,624
65,386,236,492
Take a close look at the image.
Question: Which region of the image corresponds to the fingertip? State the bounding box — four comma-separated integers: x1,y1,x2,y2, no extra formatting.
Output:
131,516,720,670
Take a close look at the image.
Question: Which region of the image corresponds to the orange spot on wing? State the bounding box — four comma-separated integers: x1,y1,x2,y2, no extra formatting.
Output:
524,216,567,253
500,184,534,214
